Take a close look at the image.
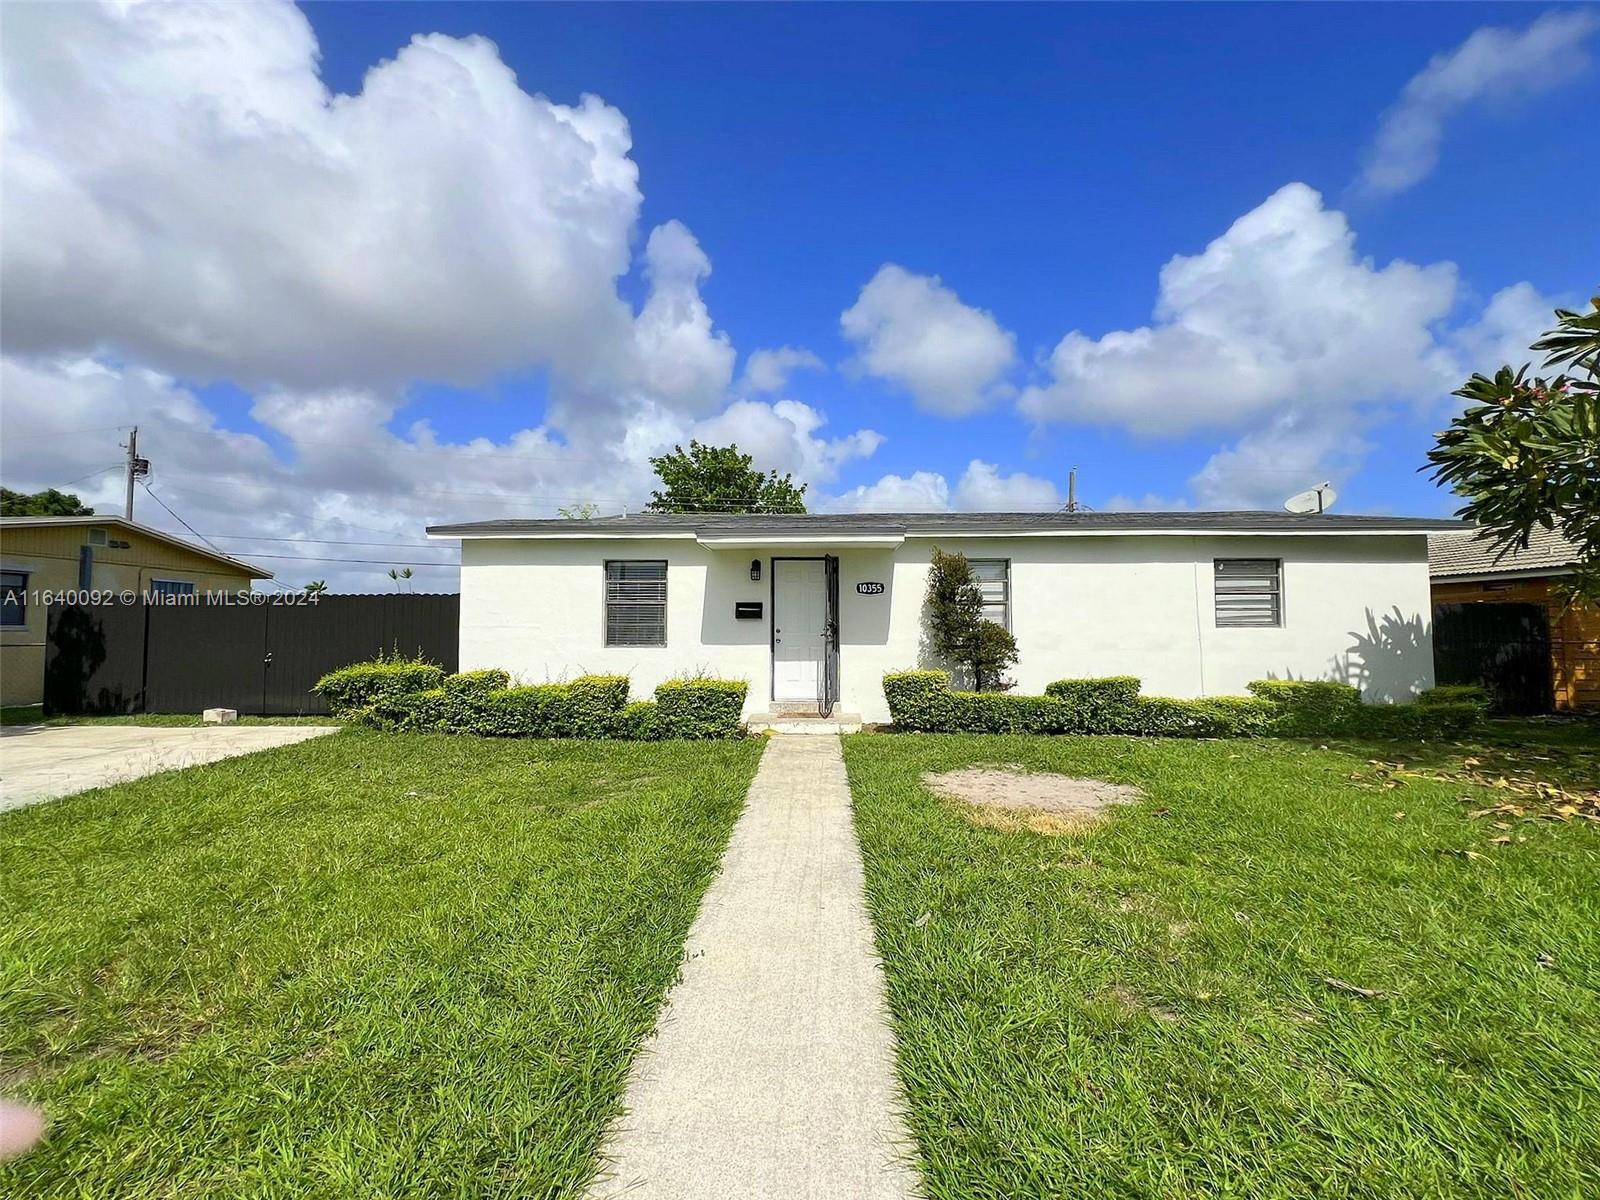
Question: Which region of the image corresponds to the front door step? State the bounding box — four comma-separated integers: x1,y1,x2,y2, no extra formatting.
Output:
747,712,864,735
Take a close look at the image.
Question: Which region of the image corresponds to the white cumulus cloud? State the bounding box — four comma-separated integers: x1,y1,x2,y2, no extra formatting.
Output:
740,347,825,395
1358,9,1600,196
1018,183,1458,437
827,460,1059,513
840,265,1017,416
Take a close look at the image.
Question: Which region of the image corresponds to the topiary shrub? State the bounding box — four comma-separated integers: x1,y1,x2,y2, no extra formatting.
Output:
1246,680,1363,735
611,700,662,741
653,678,748,739
568,674,631,737
314,655,446,717
444,669,511,697
1127,695,1277,738
883,671,962,731
1043,677,1142,731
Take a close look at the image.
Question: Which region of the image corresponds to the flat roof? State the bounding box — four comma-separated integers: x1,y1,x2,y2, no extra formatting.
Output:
0,515,273,578
428,510,1467,540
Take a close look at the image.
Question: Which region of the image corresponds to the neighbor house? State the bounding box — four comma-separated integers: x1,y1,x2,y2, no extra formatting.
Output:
1,515,271,707
1430,526,1598,712
427,511,1461,724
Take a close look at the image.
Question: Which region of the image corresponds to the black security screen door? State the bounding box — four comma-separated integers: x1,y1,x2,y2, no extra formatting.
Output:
823,555,840,716
1432,602,1553,715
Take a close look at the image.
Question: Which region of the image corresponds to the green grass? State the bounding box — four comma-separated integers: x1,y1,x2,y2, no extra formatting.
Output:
844,725,1600,1199
1,704,336,727
0,730,763,1198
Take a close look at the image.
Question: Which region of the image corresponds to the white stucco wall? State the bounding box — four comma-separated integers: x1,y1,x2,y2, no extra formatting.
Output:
457,532,1436,724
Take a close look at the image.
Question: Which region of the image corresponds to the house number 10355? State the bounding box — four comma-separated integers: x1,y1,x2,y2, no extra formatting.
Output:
856,582,885,595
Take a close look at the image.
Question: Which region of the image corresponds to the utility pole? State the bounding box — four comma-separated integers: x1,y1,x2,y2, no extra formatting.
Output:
1064,466,1079,513
123,427,149,520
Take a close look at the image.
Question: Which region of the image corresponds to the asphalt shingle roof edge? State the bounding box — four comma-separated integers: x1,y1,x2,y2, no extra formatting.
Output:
426,510,1468,537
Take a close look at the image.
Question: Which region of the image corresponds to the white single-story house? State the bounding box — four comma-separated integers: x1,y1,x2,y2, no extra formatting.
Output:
426,511,1466,724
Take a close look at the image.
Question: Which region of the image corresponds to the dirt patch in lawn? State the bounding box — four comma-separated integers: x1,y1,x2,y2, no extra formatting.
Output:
924,766,1144,834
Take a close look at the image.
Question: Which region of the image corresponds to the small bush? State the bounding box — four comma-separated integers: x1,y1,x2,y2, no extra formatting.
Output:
444,669,511,697
611,700,662,741
1246,680,1363,735
569,674,632,737
654,678,749,739
1127,695,1277,738
1043,677,1142,730
315,655,446,716
882,671,959,732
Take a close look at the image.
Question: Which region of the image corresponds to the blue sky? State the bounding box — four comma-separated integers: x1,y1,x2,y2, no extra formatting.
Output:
2,2,1596,585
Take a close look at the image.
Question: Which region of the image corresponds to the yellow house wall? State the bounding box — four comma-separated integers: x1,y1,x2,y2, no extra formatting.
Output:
1,523,258,707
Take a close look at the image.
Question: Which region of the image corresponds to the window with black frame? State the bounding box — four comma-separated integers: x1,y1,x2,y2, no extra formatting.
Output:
1213,558,1282,627
604,560,667,646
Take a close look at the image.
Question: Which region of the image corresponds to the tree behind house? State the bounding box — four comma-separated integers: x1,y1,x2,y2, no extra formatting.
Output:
1,487,94,516
924,547,1017,691
645,441,806,514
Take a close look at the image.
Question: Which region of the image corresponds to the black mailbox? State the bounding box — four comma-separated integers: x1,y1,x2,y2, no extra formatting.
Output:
734,601,763,620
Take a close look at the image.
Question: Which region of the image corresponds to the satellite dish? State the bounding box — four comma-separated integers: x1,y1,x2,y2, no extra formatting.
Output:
1284,482,1337,515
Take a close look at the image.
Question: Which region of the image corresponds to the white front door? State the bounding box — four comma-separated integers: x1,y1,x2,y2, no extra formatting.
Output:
773,558,826,702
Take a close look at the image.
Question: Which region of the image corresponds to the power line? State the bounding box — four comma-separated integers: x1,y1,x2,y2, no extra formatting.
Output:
139,482,223,554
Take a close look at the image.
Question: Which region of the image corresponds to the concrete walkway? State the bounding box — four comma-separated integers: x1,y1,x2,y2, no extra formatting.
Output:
589,734,921,1200
0,724,340,812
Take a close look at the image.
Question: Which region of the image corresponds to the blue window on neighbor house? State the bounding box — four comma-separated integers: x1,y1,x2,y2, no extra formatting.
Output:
149,578,197,598
1,570,26,627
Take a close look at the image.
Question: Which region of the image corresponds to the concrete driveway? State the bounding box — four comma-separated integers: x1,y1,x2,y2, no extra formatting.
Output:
0,724,341,813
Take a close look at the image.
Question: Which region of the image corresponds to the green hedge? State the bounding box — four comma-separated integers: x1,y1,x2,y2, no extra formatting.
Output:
882,671,1484,740
320,660,747,740
314,656,446,714
655,678,749,740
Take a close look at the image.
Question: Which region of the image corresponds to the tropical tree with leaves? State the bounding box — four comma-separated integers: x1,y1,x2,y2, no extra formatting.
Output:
1427,295,1600,601
386,567,414,592
303,580,328,596
1,487,94,516
645,441,806,514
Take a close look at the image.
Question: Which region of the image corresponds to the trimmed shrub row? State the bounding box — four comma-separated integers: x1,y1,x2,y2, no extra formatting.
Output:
314,661,748,740
882,671,1486,740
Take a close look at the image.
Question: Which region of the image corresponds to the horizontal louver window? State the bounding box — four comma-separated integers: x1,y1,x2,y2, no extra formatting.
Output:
605,560,667,646
1214,559,1282,627
970,559,1010,629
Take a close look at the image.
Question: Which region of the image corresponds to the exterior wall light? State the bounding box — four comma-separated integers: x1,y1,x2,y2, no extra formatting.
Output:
750,559,762,582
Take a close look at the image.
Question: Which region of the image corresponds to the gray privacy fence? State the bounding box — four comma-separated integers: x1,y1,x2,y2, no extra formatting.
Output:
44,594,459,716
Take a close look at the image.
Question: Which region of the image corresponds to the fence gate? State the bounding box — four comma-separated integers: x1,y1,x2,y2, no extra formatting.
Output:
1432,601,1553,715
46,594,459,716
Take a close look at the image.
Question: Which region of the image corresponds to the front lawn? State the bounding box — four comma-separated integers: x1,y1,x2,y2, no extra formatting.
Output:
0,730,763,1198
845,725,1600,1199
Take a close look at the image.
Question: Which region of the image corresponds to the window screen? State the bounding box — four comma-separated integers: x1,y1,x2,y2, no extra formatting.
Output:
149,579,197,597
1,570,26,627
1214,559,1282,627
970,559,1011,629
605,560,667,646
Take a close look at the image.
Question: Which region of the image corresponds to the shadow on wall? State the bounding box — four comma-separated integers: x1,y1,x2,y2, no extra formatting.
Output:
43,606,138,715
1330,606,1432,703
